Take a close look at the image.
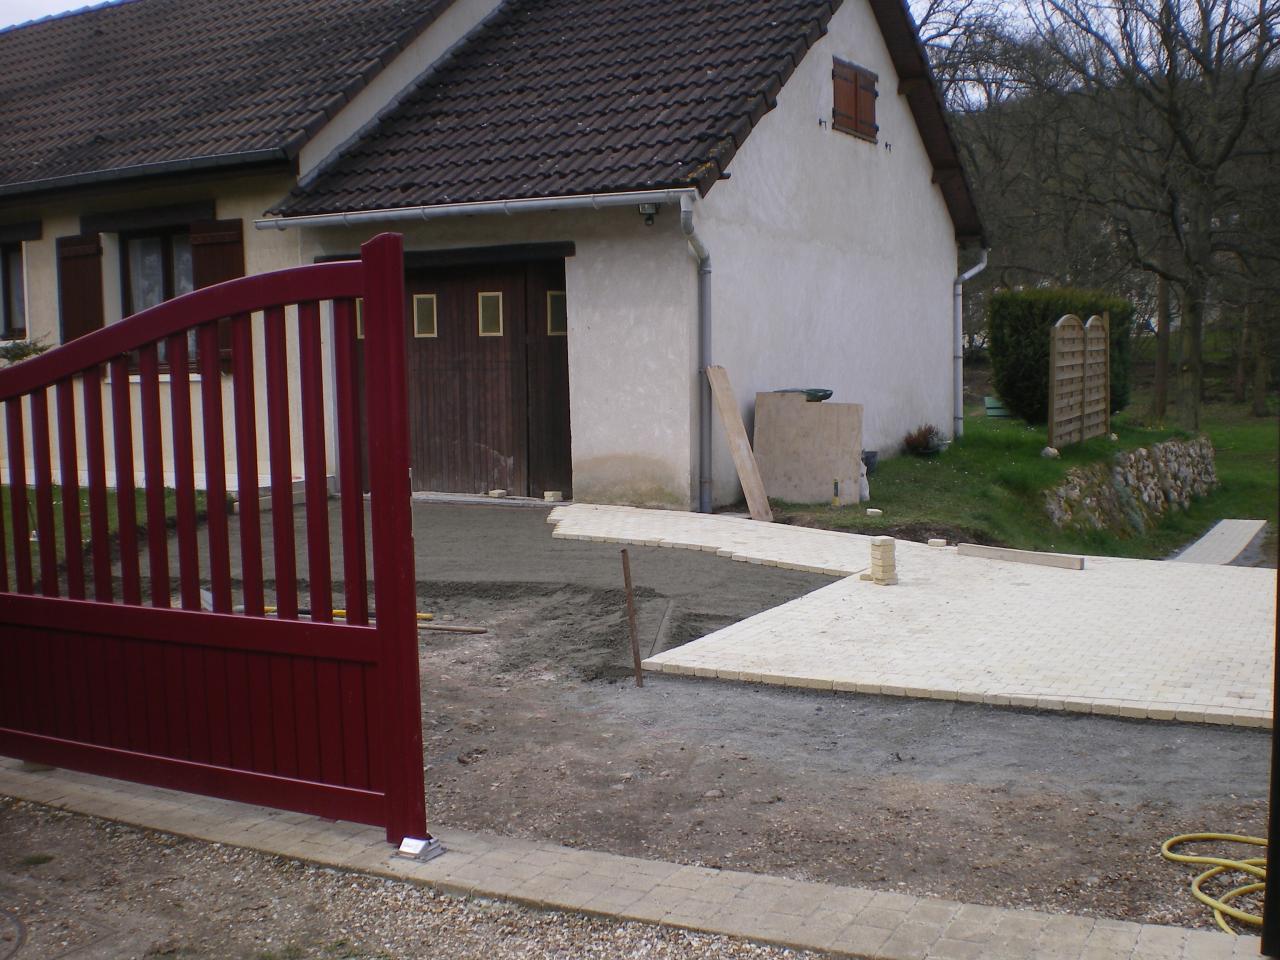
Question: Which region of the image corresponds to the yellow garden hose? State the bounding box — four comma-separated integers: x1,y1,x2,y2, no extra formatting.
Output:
1161,833,1267,934
264,605,434,622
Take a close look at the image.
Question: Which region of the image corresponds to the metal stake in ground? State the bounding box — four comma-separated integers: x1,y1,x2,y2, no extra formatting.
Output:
620,548,644,688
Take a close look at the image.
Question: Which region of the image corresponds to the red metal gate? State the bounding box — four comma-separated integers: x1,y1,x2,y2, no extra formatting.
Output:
0,233,426,844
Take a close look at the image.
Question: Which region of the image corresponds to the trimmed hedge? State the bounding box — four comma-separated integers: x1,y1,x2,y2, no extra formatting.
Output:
988,288,1132,424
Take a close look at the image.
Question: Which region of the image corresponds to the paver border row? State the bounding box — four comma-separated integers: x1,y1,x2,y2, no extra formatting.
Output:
0,758,1255,960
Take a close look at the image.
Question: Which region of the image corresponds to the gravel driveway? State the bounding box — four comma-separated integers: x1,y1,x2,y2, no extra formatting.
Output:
0,799,824,960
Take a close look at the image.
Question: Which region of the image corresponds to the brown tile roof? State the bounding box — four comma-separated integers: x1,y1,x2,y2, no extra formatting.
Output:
0,0,451,196
277,0,982,241
275,0,842,213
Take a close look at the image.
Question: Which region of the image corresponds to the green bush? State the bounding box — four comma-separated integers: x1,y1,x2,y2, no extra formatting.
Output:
987,288,1132,424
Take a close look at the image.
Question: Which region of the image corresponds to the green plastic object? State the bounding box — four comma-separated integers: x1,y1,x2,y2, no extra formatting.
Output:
984,395,1011,418
774,388,833,403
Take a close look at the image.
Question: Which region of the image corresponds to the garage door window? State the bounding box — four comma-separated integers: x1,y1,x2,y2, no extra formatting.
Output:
413,294,438,337
547,291,567,336
478,292,503,336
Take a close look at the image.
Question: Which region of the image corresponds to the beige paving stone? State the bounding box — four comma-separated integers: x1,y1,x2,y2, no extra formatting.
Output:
858,906,914,930
1077,948,1131,960
830,923,894,956
927,937,989,959
870,890,918,911
907,899,963,926
1183,928,1239,959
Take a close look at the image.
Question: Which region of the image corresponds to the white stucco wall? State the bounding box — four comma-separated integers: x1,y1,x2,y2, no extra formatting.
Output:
697,0,959,506
297,209,700,508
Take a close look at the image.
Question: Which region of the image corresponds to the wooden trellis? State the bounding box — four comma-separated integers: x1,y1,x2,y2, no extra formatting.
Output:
1048,313,1110,448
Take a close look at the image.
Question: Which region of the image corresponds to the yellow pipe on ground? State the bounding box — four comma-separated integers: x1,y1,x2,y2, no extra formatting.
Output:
263,605,434,622
1161,833,1266,934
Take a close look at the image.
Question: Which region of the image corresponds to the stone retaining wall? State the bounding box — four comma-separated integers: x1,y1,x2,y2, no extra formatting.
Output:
1045,436,1217,535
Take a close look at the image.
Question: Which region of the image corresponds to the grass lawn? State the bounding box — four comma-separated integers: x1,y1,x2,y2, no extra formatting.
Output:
1,484,207,575
774,390,1277,563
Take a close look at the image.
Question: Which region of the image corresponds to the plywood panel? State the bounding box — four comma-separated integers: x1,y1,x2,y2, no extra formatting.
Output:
753,392,862,505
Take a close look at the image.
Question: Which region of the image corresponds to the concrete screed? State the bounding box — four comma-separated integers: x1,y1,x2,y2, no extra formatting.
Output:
547,504,1276,728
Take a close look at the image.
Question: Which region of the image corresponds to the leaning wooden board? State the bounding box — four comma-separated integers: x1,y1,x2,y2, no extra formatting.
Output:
705,365,773,522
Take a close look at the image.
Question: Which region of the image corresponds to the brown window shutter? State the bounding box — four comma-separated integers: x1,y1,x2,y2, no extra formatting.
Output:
57,233,105,343
190,219,244,358
832,59,878,142
832,61,860,136
856,68,879,140
190,218,245,289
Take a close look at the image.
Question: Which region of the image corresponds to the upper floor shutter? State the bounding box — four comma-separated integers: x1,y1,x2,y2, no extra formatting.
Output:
57,233,104,343
832,59,878,142
855,68,879,140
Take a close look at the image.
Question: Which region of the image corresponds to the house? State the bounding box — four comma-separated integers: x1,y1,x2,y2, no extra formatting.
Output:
0,0,983,510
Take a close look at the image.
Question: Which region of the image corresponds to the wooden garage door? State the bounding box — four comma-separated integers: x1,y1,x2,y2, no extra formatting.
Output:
404,261,571,498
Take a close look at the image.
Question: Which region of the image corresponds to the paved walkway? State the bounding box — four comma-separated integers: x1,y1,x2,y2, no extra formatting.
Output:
0,759,1254,960
549,505,1275,728
1172,519,1269,565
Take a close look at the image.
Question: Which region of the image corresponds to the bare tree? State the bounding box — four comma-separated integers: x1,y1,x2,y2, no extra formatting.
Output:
1016,0,1280,428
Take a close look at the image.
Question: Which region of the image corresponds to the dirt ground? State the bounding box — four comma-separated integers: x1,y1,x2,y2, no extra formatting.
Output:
410,504,1268,929
5,500,1270,951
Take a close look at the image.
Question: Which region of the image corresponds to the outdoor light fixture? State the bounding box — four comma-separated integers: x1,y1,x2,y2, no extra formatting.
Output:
395,836,446,862
638,202,659,225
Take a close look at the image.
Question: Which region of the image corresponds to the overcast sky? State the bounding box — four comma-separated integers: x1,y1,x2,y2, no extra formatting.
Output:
2,0,109,29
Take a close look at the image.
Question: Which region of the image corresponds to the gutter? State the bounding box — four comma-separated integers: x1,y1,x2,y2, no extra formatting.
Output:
679,194,712,515
253,188,701,231
0,149,290,200
952,248,989,439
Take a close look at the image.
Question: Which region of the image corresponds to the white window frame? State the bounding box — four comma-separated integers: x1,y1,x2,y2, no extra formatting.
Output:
478,291,503,337
546,290,568,337
413,294,438,338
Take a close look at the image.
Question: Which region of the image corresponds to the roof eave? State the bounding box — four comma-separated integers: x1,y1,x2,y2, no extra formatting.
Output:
0,149,292,203
867,0,986,247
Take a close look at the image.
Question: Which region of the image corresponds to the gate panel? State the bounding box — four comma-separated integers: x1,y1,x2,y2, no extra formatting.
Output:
0,233,426,843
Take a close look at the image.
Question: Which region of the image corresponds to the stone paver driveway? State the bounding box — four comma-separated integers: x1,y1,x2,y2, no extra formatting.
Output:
549,505,1275,728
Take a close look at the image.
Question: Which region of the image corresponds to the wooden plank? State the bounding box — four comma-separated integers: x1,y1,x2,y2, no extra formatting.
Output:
957,542,1084,570
705,365,772,523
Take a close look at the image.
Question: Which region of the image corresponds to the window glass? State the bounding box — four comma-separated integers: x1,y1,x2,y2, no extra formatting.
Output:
547,291,567,336
478,292,503,336
414,294,438,337
172,233,194,297
2,244,25,339
127,235,166,312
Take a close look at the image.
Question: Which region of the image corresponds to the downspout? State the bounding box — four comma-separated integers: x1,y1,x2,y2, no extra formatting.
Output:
680,194,713,514
952,248,988,439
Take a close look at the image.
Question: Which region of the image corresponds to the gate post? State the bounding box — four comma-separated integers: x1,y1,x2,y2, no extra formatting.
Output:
360,232,428,844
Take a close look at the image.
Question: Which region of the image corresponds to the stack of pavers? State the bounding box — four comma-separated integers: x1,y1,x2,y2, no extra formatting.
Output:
860,536,898,585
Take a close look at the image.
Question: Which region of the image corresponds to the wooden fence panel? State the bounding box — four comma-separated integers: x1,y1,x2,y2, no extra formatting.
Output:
1049,313,1109,448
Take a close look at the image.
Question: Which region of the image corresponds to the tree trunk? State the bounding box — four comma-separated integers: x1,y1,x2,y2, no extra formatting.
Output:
1231,306,1250,403
1252,319,1270,417
1151,274,1171,419
1175,283,1205,432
